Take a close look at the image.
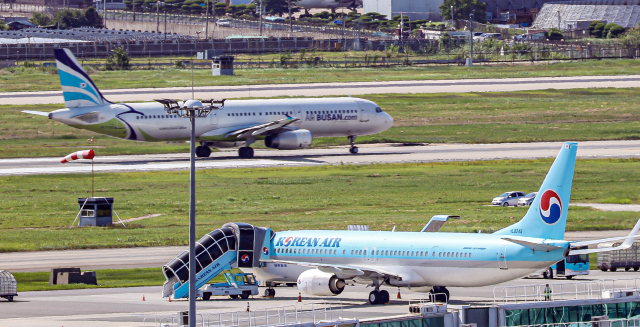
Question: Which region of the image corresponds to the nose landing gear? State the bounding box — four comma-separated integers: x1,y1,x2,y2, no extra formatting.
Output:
195,145,212,157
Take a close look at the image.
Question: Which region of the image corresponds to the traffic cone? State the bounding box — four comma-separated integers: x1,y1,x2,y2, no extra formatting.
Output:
168,297,171,302
298,292,302,302
142,295,146,301
246,302,250,312
397,288,401,299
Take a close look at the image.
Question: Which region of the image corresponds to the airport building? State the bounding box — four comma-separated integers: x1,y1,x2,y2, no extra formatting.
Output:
363,0,443,21
533,2,640,29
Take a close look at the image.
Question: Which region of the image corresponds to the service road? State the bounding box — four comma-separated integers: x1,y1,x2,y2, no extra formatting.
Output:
1,140,640,176
2,75,640,105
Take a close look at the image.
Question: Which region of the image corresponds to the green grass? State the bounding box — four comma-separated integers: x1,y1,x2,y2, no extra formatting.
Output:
1,159,640,252
13,267,237,292
2,59,640,92
5,88,640,158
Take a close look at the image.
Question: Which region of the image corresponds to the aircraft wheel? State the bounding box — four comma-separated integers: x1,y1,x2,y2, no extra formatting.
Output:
431,286,449,303
239,147,254,159
349,146,358,154
240,291,250,299
380,290,390,304
195,146,204,157
368,290,382,305
203,292,211,301
200,145,211,157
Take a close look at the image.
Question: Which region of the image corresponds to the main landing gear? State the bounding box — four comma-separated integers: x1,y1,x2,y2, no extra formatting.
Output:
368,289,390,305
348,135,358,154
195,145,212,157
264,282,276,297
430,286,449,303
239,147,254,159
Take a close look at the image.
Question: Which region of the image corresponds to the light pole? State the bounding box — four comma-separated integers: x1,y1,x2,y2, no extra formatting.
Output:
205,0,209,40
157,0,161,33
468,13,474,67
193,31,201,99
450,5,454,28
155,98,222,327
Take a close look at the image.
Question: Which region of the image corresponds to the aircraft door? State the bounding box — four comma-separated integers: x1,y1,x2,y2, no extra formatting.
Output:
429,246,439,263
356,101,370,122
210,110,218,126
498,244,508,269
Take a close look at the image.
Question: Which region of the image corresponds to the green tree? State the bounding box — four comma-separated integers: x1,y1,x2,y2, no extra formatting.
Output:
190,3,203,14
546,27,563,40
439,0,486,23
84,7,103,28
608,24,625,38
263,0,288,17
593,22,606,38
105,47,131,70
30,12,52,26
588,20,601,35
0,20,8,31
214,2,227,16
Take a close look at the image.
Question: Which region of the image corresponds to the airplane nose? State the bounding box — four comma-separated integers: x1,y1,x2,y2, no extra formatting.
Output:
386,113,394,126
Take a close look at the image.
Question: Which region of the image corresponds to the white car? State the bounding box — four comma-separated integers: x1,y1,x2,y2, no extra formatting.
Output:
492,191,526,206
216,19,230,27
518,192,538,206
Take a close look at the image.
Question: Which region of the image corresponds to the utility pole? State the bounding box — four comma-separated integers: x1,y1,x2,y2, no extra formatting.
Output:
164,8,167,39
468,13,474,67
557,10,561,29
205,0,209,40
451,5,453,28
288,0,292,33
259,0,263,36
133,0,136,21
157,0,161,33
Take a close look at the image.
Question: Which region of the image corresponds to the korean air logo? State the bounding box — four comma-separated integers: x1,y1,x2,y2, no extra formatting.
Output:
283,237,294,247
80,82,87,88
241,254,250,263
262,247,269,255
297,279,302,285
539,189,563,225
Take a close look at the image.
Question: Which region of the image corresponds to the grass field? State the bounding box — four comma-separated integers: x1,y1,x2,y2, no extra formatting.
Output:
1,158,639,252
1,59,640,92
4,88,640,158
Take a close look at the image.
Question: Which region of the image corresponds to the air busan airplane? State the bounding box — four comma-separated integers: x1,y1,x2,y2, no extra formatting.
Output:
22,49,393,159
242,142,640,304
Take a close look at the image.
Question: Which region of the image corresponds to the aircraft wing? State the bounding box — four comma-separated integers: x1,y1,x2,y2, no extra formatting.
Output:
22,110,50,116
225,116,299,139
569,218,640,255
265,259,401,280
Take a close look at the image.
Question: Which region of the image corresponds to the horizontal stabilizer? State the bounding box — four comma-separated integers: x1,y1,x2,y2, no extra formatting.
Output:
501,237,563,252
21,110,50,116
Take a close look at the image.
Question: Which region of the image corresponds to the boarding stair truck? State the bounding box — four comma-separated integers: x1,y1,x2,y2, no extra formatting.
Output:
598,241,640,272
196,272,259,300
162,223,271,300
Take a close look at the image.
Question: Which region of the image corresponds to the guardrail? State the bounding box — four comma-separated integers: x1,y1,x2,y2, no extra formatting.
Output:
144,301,346,327
493,278,640,304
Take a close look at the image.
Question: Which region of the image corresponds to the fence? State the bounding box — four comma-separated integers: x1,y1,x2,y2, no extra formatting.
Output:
494,278,640,304
143,301,350,327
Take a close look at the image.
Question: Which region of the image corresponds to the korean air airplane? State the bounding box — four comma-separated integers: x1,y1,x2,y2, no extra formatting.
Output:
22,48,393,159
242,142,640,304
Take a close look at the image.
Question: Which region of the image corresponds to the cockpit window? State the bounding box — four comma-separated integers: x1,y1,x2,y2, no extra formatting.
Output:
375,107,383,113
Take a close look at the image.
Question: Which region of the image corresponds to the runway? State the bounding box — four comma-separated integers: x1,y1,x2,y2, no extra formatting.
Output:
2,75,640,105
1,140,640,176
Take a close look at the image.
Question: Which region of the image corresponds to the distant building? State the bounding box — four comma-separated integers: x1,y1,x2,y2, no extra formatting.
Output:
363,0,443,21
4,0,124,9
533,3,640,29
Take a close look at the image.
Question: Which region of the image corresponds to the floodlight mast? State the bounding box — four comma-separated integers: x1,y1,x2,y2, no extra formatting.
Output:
155,98,223,327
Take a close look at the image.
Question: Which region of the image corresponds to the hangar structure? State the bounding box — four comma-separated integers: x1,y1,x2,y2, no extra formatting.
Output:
533,2,640,29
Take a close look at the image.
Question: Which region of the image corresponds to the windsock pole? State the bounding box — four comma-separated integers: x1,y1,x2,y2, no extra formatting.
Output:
92,158,94,198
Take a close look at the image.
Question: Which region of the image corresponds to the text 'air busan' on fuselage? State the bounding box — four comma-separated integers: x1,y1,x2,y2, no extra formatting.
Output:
235,142,640,304
22,48,393,159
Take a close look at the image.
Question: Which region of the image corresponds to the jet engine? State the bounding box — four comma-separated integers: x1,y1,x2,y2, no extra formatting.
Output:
265,130,312,150
297,269,345,296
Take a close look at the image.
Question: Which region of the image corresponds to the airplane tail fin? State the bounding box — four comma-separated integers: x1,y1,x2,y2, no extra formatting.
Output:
54,48,109,108
494,142,578,240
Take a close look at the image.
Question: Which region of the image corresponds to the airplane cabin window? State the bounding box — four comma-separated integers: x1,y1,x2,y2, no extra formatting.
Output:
343,250,346,254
